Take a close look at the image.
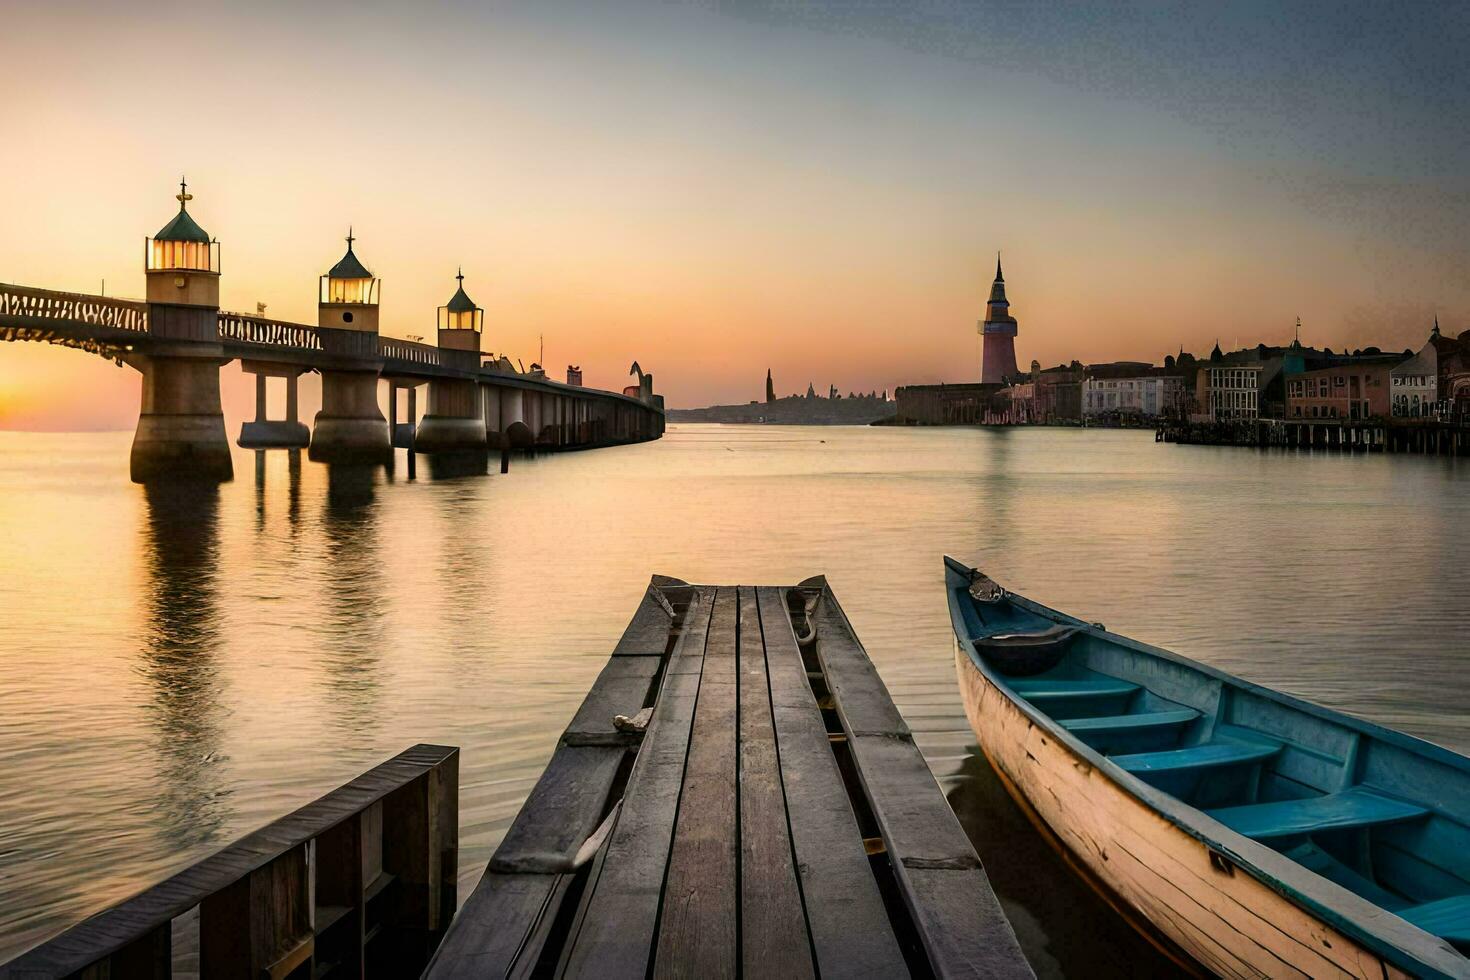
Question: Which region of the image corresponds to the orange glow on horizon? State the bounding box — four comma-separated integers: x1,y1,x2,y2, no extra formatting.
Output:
1,2,1466,427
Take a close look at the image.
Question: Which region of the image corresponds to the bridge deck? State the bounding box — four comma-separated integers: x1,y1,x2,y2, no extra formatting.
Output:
426,577,1032,979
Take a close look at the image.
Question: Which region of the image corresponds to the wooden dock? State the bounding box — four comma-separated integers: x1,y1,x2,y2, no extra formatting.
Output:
0,577,1031,979
427,576,1031,979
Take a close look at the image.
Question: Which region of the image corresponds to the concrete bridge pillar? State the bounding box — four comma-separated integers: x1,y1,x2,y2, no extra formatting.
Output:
416,377,487,453
309,233,390,464
499,387,532,447
387,380,424,449
132,181,232,483
482,385,503,446
238,362,309,449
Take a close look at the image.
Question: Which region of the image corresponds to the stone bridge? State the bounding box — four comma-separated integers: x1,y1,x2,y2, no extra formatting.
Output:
0,194,663,484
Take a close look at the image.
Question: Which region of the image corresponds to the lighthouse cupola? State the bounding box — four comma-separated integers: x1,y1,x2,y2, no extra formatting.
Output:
318,229,380,332
144,177,220,307
437,268,483,353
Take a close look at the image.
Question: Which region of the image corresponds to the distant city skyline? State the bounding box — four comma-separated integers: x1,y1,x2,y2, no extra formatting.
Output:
3,0,1468,427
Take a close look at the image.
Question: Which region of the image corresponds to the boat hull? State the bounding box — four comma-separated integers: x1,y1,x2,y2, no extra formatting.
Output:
956,647,1414,980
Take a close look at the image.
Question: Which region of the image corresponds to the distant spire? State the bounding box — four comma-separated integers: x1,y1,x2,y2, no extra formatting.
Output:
1295,316,1301,343
176,175,192,211
995,251,1004,283
1432,315,1441,339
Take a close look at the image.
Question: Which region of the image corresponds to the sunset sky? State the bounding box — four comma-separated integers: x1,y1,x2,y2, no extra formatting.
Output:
2,0,1468,426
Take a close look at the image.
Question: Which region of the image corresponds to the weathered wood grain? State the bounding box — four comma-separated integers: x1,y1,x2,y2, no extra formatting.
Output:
736,586,815,978
613,585,677,657
1,745,458,980
488,746,626,873
653,586,740,980
959,651,1424,979
558,587,714,980
564,656,662,745
756,586,909,978
815,591,1032,979
421,871,562,978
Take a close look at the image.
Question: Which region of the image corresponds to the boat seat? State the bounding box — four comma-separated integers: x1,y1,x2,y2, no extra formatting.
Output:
1206,787,1428,841
1399,895,1470,944
1283,841,1408,911
1113,738,1280,775
1060,708,1200,735
1009,678,1138,702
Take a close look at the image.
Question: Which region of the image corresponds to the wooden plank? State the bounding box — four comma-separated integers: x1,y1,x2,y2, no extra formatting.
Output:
737,586,815,977
811,596,909,737
652,586,740,979
756,586,908,978
563,656,662,745
814,588,1032,979
612,583,676,656
1,744,458,979
489,746,626,873
558,587,715,979
421,872,562,978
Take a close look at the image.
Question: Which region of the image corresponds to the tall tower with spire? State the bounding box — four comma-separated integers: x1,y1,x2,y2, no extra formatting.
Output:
766,368,775,403
979,253,1020,384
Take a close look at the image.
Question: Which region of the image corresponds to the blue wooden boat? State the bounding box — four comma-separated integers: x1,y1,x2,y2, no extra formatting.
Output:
945,556,1470,979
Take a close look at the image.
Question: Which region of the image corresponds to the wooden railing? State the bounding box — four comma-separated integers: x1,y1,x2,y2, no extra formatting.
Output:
0,283,148,332
0,744,458,980
380,337,441,366
218,312,323,351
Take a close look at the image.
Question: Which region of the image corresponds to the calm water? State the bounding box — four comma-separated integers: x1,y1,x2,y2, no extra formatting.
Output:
1,424,1468,975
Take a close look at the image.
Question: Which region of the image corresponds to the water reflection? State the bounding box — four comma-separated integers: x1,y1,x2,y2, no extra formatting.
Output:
137,483,230,848
318,465,385,737
947,745,1186,978
426,451,490,481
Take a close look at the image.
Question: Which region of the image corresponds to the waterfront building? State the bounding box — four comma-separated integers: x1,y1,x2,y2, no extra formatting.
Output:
1082,374,1185,419
1391,333,1438,418
1431,323,1470,424
1285,356,1399,420
1195,353,1263,422
979,255,1020,384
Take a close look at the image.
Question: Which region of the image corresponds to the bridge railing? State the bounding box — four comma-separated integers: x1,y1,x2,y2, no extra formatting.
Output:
380,337,441,366
0,744,458,980
0,283,148,332
218,312,323,350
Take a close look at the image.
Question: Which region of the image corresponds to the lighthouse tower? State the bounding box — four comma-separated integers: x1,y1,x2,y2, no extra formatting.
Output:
979,254,1020,384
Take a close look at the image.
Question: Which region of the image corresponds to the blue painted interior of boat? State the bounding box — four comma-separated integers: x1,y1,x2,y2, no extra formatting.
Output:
944,556,1470,971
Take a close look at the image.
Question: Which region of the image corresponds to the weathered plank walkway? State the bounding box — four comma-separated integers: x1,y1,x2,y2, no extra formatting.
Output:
427,576,1032,979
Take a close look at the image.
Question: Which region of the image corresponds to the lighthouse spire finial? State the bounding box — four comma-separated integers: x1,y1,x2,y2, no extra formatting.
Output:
176,175,192,211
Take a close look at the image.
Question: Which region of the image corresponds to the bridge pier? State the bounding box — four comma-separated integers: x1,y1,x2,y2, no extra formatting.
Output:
129,350,234,483
499,387,533,447
238,361,309,449
482,385,504,447
416,377,487,453
310,366,391,464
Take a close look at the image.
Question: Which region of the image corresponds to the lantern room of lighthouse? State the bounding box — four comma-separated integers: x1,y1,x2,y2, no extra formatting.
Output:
144,177,220,308
319,229,380,332
437,269,483,353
